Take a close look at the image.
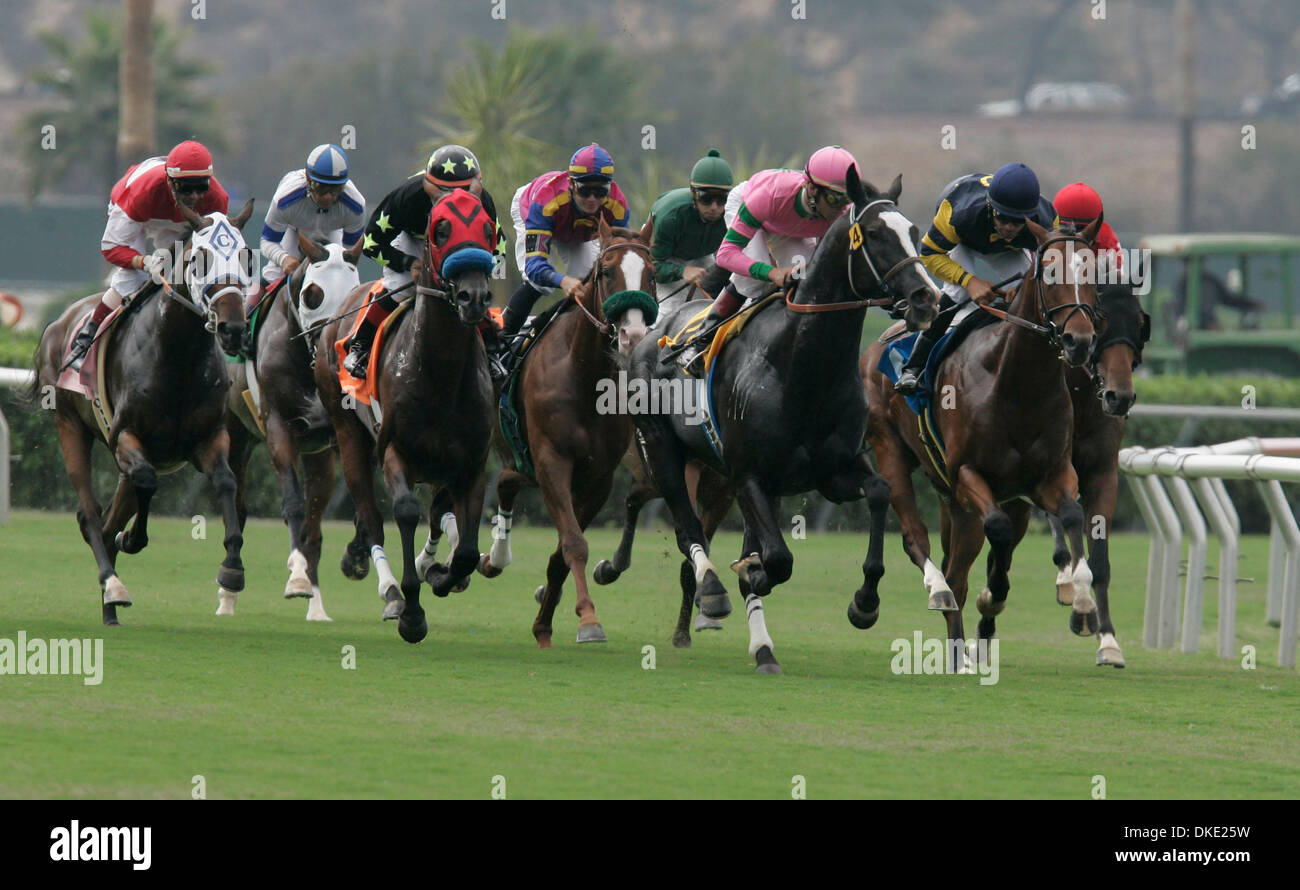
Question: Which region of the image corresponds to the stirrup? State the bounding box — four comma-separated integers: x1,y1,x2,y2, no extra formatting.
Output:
343,342,369,379
894,368,923,395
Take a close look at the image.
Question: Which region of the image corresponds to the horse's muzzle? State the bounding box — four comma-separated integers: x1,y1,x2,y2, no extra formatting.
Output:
456,288,490,326
216,321,247,357
1060,332,1095,367
1102,387,1136,417
903,287,940,332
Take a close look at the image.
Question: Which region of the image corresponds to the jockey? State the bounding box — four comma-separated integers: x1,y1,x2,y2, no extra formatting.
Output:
893,162,1056,395
498,143,631,342
1053,181,1124,279
346,144,504,378
677,145,858,374
257,143,366,298
649,148,733,296
65,140,230,371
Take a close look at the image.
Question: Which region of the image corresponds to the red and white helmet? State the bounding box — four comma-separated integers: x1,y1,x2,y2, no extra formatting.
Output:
805,145,858,193
165,141,214,179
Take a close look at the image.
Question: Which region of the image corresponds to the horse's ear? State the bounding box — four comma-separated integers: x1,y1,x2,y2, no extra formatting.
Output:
1025,217,1049,244
1081,213,1103,246
886,173,902,203
598,216,613,243
232,199,255,231
638,215,654,245
178,201,209,232
296,231,326,264
845,164,868,206
344,238,365,264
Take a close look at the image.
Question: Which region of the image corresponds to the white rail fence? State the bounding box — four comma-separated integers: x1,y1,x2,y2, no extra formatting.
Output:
1119,438,1300,669
0,367,37,525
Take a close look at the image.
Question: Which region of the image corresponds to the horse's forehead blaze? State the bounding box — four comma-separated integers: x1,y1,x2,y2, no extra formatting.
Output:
618,247,646,291
878,210,918,258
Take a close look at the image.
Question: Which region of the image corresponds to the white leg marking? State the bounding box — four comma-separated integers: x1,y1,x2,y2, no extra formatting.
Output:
1072,557,1096,612
215,587,237,616
440,512,459,554
745,593,775,658
305,584,331,622
372,544,400,599
414,532,439,580
922,559,951,595
489,509,513,569
103,575,131,606
690,543,717,586
285,549,311,596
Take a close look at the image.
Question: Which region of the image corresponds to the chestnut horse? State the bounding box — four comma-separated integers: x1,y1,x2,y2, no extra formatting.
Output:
315,190,497,644
33,202,255,624
861,218,1103,668
225,234,362,620
481,219,659,647
1046,283,1150,666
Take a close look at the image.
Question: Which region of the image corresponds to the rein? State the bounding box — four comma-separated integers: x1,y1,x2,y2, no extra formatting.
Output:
784,198,924,314
574,239,657,337
975,233,1099,345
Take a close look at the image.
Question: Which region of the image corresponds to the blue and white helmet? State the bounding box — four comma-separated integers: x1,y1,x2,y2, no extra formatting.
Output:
305,144,349,186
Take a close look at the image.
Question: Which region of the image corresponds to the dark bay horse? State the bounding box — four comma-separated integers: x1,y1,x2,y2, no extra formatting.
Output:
225,234,362,620
315,189,496,643
861,218,1103,669
1046,283,1150,666
33,202,255,624
627,168,940,673
481,218,659,648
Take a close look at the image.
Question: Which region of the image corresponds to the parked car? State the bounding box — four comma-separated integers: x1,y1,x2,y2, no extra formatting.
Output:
978,81,1131,117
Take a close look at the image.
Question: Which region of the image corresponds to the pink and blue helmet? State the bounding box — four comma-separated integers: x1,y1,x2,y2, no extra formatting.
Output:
568,143,615,183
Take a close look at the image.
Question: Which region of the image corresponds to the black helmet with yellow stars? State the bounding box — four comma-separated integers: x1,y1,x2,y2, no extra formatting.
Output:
426,145,481,188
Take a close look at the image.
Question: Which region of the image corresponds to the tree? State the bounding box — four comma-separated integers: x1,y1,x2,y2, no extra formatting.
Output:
20,9,223,200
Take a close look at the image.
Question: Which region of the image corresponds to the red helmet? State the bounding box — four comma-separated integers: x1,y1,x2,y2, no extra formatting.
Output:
1053,182,1103,225
165,141,214,179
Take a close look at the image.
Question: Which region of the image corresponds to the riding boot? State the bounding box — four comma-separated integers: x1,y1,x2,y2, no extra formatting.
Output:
64,296,116,372
344,319,378,379
678,283,742,376
501,282,542,340
894,302,959,395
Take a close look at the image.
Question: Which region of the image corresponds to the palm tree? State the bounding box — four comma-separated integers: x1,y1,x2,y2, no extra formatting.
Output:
20,8,224,200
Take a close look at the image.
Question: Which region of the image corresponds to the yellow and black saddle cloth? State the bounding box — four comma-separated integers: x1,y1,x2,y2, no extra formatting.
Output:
656,290,782,377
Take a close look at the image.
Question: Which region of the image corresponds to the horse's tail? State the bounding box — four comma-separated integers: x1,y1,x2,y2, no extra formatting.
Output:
16,339,46,410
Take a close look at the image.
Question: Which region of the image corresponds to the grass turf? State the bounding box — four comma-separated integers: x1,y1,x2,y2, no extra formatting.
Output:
0,510,1296,799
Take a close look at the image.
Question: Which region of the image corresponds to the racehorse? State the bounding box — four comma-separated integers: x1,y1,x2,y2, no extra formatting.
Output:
1046,283,1150,666
225,234,362,620
33,202,255,625
479,218,659,648
627,168,940,673
315,189,497,643
861,217,1103,669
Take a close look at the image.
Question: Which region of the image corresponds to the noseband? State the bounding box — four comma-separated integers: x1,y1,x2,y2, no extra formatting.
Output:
575,239,656,338
978,233,1099,349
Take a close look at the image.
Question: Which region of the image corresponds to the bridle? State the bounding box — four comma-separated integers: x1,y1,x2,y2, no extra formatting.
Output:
574,238,656,338
784,198,926,314
976,232,1099,349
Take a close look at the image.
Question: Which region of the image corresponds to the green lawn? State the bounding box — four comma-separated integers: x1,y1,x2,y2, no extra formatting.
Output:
0,510,1295,799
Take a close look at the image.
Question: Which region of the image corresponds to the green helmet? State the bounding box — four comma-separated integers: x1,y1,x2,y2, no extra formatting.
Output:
690,149,733,189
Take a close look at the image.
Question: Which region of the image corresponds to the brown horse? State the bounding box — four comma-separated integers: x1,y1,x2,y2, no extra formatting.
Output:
33,202,255,625
861,218,1102,667
225,234,363,620
316,190,497,643
481,219,659,647
1046,283,1151,666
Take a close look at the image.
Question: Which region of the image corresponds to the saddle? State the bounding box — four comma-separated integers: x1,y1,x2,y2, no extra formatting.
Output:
334,281,412,407
657,289,783,377
497,300,577,480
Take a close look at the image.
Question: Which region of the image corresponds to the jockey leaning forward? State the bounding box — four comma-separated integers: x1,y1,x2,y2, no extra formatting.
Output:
892,162,1056,396
497,143,631,343
65,140,230,371
255,143,366,306
649,148,734,299
677,145,859,375
345,144,505,378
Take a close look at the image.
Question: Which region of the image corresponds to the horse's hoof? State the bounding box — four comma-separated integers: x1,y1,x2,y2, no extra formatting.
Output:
305,593,332,622
975,588,1005,617
477,553,502,578
398,610,428,644
284,576,313,598
754,645,782,674
216,565,245,593
114,530,146,555
215,588,237,616
673,632,692,648
1056,576,1075,606
694,614,725,631
453,576,470,593
697,574,731,619
928,589,958,612
1070,608,1100,637
846,599,879,630
102,576,132,607
341,550,369,580
592,559,620,585
1097,646,1126,667
576,622,607,644
748,568,771,597
533,585,546,605
381,587,405,620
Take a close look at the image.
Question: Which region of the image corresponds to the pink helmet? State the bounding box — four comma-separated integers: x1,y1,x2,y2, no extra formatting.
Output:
805,145,858,192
